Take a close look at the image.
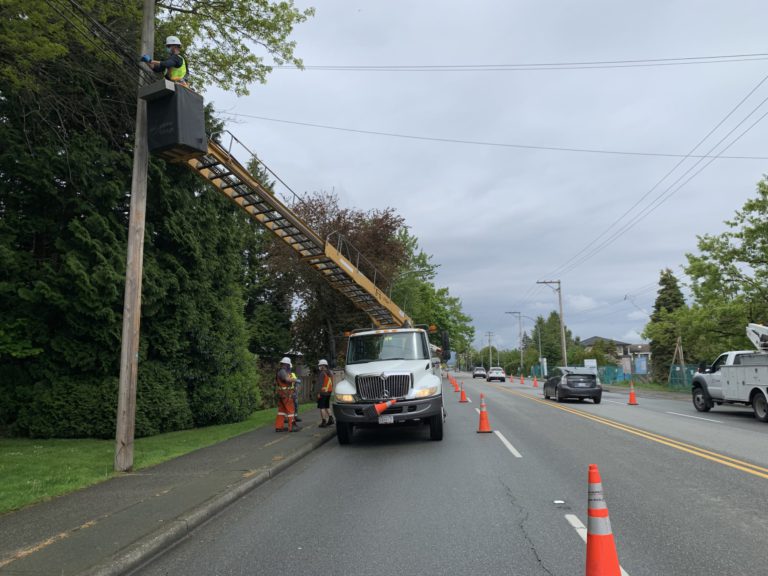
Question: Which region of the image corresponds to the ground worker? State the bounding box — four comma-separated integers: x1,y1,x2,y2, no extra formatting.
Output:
316,359,335,427
275,357,300,432
141,35,189,87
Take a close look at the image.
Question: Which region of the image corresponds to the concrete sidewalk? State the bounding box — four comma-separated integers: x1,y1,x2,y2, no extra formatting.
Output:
0,409,336,576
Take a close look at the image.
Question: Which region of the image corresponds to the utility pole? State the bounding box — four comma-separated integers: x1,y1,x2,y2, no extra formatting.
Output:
538,280,568,368
115,0,155,473
484,331,494,368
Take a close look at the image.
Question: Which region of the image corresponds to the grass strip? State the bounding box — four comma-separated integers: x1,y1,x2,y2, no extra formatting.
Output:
0,403,315,515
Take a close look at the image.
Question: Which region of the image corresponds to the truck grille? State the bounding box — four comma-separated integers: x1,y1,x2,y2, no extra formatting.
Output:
356,373,412,400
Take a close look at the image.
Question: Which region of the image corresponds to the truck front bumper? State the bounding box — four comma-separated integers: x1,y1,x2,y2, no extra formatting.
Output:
333,396,443,424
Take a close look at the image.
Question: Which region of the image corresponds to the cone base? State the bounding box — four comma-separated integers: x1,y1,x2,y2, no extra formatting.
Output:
459,400,468,403
477,430,493,433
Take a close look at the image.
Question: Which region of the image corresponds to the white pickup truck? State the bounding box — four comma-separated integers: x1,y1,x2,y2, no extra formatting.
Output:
691,324,768,422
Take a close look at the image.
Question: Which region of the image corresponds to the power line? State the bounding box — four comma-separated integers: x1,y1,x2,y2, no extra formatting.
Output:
276,52,768,72
219,112,768,160
538,70,768,281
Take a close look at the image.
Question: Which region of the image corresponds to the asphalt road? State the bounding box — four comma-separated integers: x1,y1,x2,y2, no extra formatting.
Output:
136,374,768,576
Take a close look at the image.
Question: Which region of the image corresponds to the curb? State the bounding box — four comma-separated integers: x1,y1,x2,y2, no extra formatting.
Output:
81,427,337,576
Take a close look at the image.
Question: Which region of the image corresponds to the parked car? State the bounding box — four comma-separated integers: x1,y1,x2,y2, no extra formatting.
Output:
543,367,602,403
486,367,506,382
472,367,487,379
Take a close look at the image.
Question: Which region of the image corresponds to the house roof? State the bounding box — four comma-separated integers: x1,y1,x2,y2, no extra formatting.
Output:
579,336,631,347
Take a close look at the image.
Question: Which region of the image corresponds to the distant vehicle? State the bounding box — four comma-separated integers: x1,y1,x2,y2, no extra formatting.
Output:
473,367,487,379
486,367,506,382
691,323,768,421
543,367,602,403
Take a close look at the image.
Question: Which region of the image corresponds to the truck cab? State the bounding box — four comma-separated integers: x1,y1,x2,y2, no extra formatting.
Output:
695,350,754,401
332,327,445,444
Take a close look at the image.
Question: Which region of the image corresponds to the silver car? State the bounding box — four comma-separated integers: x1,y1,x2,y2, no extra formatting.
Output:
486,367,506,382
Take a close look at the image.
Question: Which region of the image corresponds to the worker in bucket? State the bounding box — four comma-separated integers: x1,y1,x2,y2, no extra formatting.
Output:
275,357,300,432
141,35,189,87
316,359,335,427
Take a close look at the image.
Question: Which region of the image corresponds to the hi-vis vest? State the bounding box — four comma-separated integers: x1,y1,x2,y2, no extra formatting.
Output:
166,55,187,83
320,373,333,395
276,369,294,390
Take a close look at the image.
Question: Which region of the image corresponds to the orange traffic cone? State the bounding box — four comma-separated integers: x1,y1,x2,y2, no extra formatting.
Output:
586,464,621,576
533,376,539,388
452,377,459,392
520,374,524,385
459,385,468,403
510,374,515,383
366,398,397,418
477,394,492,433
628,381,638,405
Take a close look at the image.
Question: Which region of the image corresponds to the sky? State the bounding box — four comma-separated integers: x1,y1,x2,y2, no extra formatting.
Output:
203,0,768,350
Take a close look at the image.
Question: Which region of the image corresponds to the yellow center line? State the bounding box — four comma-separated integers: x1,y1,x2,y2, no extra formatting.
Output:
490,384,768,480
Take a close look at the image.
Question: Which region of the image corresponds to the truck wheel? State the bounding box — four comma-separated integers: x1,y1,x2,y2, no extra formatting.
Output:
692,387,712,412
336,421,353,445
429,413,444,441
752,392,768,422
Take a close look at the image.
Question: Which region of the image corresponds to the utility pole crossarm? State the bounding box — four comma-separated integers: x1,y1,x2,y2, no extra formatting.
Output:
537,279,568,368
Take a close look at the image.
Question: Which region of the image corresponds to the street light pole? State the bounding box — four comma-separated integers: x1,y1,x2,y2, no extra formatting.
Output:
538,280,568,367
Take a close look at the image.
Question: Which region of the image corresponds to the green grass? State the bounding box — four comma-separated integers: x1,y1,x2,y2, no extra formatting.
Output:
0,403,315,515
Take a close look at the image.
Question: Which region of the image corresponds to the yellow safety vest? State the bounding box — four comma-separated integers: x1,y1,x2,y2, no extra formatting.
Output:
166,55,187,84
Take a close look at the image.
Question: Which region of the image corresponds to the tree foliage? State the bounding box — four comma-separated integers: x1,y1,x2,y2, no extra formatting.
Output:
643,269,686,381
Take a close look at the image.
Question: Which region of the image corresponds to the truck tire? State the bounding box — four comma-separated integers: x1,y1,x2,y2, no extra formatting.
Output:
692,387,713,412
336,421,353,445
428,413,444,441
752,392,768,422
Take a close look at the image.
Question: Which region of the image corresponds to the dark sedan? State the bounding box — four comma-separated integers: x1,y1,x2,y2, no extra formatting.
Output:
543,368,602,403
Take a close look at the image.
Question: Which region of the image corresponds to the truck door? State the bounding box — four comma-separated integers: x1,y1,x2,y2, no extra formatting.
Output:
707,354,729,399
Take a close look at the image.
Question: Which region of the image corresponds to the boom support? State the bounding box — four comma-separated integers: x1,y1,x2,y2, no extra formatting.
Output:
184,134,410,328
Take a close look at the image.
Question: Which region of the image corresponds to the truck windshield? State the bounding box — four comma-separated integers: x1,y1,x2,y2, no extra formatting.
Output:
347,332,430,364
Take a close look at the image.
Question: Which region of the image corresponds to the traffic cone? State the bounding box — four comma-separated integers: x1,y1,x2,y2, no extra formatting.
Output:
628,381,638,406
586,464,621,576
477,394,492,433
366,398,396,418
510,374,515,383
459,384,468,403
533,376,539,388
520,374,524,385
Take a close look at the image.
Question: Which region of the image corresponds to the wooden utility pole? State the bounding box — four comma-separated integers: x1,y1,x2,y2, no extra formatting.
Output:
115,0,155,472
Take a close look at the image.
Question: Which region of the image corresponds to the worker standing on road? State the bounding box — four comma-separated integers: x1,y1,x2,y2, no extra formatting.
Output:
141,35,189,87
316,359,335,427
275,357,300,432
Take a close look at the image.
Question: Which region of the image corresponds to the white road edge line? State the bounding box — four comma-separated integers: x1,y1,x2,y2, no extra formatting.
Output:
475,408,481,414
666,411,722,423
603,399,626,405
493,431,522,458
564,515,630,576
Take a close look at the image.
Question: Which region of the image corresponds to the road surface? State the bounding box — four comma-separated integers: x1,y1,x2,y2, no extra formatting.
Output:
136,374,768,576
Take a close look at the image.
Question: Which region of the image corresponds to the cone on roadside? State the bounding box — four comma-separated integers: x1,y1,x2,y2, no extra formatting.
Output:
459,385,468,403
520,374,524,385
477,393,492,433
366,398,397,418
627,381,638,406
586,464,621,576
533,376,539,388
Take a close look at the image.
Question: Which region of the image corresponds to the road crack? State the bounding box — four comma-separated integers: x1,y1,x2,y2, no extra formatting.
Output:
499,478,556,576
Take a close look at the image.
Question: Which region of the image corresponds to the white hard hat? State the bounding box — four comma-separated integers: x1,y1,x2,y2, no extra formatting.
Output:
318,359,329,367
280,356,292,367
165,36,182,46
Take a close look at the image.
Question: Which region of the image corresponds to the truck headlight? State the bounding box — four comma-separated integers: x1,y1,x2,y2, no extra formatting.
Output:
413,386,439,398
335,394,356,403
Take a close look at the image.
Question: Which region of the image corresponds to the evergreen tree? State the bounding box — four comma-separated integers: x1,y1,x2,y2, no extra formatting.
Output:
644,269,686,382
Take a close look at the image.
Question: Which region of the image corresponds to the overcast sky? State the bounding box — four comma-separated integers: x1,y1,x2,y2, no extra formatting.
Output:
205,0,768,350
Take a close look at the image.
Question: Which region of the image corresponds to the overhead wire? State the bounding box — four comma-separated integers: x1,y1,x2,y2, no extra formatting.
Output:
275,53,768,72
218,112,768,160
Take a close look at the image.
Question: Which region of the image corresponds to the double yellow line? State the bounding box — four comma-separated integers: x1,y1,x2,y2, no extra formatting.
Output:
495,386,768,480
